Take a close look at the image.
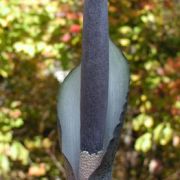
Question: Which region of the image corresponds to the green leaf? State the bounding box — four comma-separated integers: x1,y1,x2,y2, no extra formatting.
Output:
0,155,10,173
135,133,152,153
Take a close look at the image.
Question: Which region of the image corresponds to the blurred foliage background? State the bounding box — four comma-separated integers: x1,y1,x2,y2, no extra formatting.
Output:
0,0,179,179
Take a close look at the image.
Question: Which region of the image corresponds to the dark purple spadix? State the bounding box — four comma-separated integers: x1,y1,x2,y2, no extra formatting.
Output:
81,0,109,153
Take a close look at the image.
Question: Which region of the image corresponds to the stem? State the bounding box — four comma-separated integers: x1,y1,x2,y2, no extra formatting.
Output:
81,0,109,153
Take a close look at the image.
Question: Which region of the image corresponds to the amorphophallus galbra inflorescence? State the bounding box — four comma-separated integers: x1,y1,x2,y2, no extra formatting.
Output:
57,0,129,179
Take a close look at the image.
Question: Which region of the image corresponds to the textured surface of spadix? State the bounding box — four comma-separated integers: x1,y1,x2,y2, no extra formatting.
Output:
57,41,129,179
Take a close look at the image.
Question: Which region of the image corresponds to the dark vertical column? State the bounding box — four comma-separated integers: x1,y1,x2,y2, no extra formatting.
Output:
81,0,109,153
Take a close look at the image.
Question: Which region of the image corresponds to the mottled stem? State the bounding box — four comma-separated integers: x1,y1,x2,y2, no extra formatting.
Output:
81,0,109,153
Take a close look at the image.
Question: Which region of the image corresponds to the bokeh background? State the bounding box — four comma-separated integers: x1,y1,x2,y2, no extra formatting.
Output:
0,0,179,179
